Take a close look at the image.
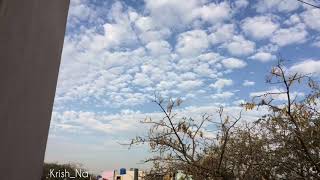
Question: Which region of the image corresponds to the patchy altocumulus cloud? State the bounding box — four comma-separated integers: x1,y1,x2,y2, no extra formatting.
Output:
210,78,233,90
271,23,308,46
250,52,276,62
290,60,320,76
242,80,255,86
221,58,247,69
242,16,279,39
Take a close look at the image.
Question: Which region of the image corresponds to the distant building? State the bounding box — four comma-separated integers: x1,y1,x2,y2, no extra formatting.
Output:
100,168,145,180
100,170,114,180
99,168,192,180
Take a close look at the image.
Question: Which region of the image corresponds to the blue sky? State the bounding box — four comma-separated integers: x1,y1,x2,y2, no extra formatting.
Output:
44,0,320,174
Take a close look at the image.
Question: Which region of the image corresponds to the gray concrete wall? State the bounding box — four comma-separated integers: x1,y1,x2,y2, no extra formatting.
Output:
0,0,69,179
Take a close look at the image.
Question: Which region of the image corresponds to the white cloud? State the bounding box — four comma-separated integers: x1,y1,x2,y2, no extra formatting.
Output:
242,80,255,86
301,9,320,31
68,2,92,21
56,44,154,108
242,16,279,39
312,37,320,47
75,4,138,52
156,81,177,91
258,44,279,53
249,52,276,62
51,103,267,137
140,64,169,83
235,0,249,9
177,80,203,90
146,40,171,56
67,0,99,27
139,29,172,44
176,30,209,57
255,0,300,13
222,58,247,69
193,63,216,77
132,73,153,87
128,11,139,22
51,110,150,135
210,78,233,90
271,23,307,46
211,91,234,99
196,2,231,24
284,14,301,25
225,35,255,56
313,41,320,47
100,23,138,50
179,72,198,80
197,52,223,64
209,24,235,45
144,0,202,28
55,0,315,125
134,16,172,43
144,0,232,29
135,16,156,32
289,60,320,76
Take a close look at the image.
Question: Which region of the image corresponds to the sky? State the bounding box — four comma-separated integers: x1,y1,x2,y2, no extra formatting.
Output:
44,0,320,174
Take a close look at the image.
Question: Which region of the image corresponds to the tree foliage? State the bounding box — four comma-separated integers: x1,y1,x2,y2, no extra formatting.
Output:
131,60,320,179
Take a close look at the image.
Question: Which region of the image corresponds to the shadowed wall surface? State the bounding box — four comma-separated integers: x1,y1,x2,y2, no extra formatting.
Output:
0,0,69,179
